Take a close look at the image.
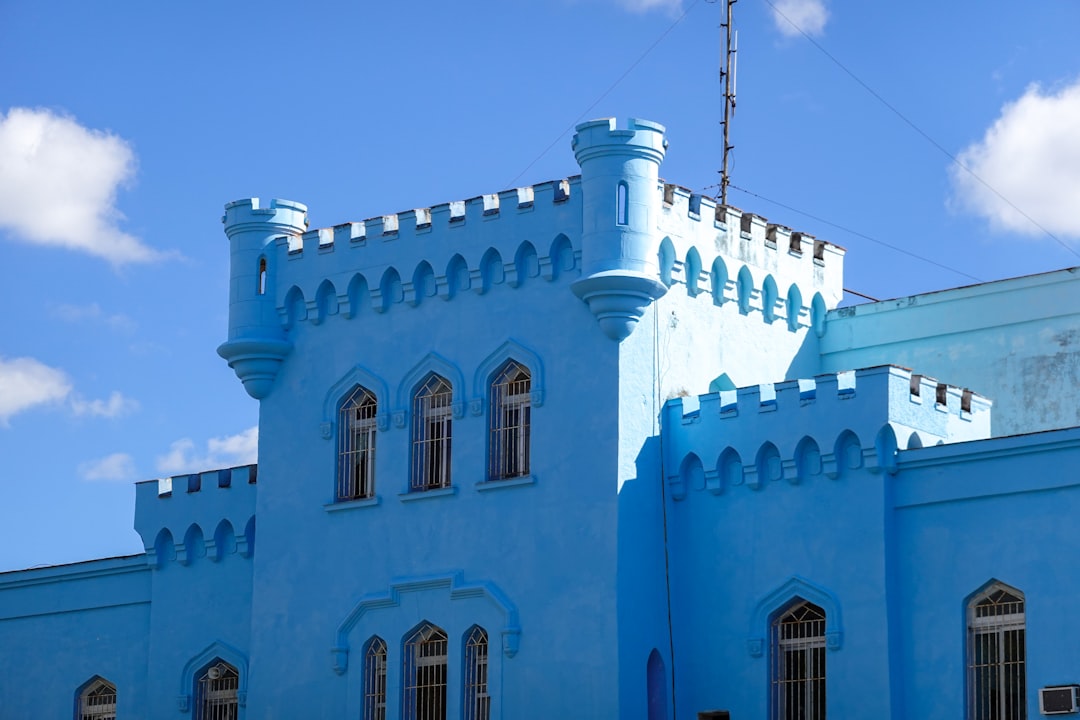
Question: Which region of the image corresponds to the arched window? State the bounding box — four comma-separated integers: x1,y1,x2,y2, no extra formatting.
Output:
489,361,531,480
338,385,378,501
78,677,116,720
616,182,629,226
403,622,448,720
412,374,453,491
646,649,668,720
364,636,388,720
967,583,1026,720
463,626,490,720
194,660,239,720
771,599,826,720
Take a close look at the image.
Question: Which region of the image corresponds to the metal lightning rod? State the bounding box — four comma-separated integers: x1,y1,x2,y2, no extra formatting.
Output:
718,0,738,206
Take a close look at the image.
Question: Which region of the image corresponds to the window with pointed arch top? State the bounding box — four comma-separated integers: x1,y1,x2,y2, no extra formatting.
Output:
403,622,448,720
257,257,267,295
194,660,239,720
967,583,1026,720
771,599,826,720
78,678,117,720
489,361,531,480
363,636,388,720
463,626,491,720
412,375,453,491
616,182,629,226
338,386,378,501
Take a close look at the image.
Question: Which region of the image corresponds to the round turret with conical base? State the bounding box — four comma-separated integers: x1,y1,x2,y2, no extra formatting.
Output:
570,118,668,341
217,198,308,399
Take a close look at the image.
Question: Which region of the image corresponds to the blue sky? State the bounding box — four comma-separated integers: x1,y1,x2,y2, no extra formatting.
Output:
1,0,1078,572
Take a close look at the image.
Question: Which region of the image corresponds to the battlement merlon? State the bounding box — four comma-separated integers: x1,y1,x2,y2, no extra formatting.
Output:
133,465,257,565
662,366,992,485
222,198,309,241
220,199,308,399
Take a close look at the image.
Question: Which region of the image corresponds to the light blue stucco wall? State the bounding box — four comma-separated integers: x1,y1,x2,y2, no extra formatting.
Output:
1,117,1079,719
821,267,1080,437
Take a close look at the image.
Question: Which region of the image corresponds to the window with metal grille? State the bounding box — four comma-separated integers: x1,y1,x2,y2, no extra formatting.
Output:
364,636,388,720
403,622,448,720
194,660,239,720
78,678,117,720
411,375,452,491
463,626,490,720
338,385,378,501
968,584,1026,720
489,362,531,480
771,599,826,720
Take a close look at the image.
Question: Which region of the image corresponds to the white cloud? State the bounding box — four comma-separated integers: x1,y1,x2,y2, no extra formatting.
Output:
0,355,138,425
51,302,136,332
70,391,139,419
79,453,137,482
0,356,72,426
770,0,828,38
156,427,259,476
0,107,161,264
951,78,1080,238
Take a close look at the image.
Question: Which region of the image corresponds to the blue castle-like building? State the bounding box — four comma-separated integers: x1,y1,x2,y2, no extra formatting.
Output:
2,117,1079,720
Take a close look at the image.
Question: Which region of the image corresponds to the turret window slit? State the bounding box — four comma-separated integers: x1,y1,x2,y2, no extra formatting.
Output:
616,181,629,226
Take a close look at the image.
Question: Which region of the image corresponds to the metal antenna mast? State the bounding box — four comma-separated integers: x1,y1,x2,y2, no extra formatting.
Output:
718,0,738,206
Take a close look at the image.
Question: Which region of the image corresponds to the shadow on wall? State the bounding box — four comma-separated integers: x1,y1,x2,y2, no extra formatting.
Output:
784,326,823,384
616,435,676,720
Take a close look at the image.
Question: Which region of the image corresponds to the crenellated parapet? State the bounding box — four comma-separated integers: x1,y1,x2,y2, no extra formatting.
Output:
251,178,582,330
219,117,852,405
661,366,991,500
133,465,257,568
656,184,846,334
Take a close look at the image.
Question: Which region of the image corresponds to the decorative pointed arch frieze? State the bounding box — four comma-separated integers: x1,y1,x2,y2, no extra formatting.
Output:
469,339,545,416
322,365,391,438
331,572,521,675
177,640,249,713
747,576,843,658
394,353,466,427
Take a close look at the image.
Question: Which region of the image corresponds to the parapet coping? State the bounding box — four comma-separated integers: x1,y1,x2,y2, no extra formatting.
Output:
669,364,991,423
828,265,1080,317
282,176,579,255
137,464,257,497
660,182,847,258
0,553,148,585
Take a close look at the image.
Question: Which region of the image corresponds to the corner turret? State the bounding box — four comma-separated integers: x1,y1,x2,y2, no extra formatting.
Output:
218,198,308,399
571,118,668,340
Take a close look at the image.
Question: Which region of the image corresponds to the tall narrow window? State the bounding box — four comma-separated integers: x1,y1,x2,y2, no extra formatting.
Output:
257,257,267,295
194,660,239,720
339,386,378,501
78,678,117,720
412,375,452,491
463,626,490,720
771,599,826,720
364,636,388,720
403,622,448,720
616,182,629,226
968,584,1026,720
489,361,531,480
